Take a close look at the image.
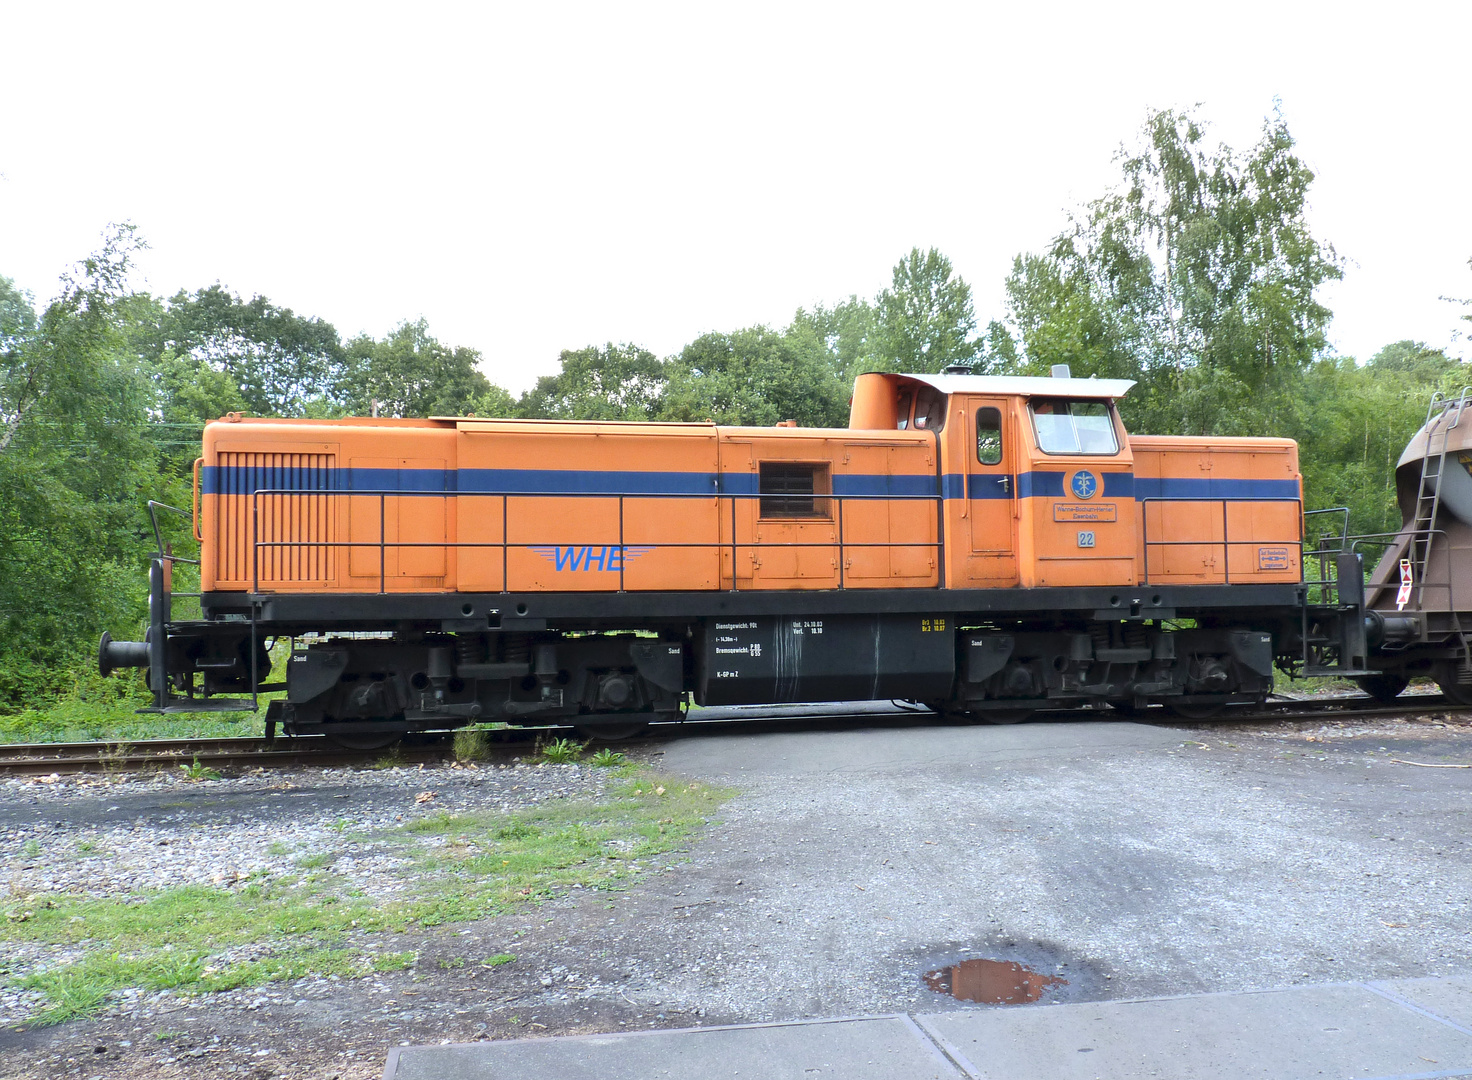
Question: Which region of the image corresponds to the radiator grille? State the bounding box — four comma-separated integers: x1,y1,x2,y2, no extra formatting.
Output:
216,452,337,585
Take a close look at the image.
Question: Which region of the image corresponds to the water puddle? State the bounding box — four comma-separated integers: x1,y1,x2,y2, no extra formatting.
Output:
923,957,1067,1004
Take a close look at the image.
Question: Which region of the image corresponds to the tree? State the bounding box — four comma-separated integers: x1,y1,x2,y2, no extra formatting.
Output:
1294,342,1464,536
0,276,37,371
152,285,346,416
468,385,517,418
661,327,850,427
518,344,667,420
976,319,1021,373
787,296,877,385
872,248,979,373
1004,108,1342,437
339,319,500,418
1446,255,1472,339
0,226,161,705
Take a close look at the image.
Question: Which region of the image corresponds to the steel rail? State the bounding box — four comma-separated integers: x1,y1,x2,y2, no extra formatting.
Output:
0,694,1465,775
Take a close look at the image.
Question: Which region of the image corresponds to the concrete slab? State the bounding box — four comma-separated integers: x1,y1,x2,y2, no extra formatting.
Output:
385,1014,964,1080
1373,976,1472,1035
917,983,1472,1080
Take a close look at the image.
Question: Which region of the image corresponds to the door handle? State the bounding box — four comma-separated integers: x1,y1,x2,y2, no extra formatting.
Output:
998,476,1010,493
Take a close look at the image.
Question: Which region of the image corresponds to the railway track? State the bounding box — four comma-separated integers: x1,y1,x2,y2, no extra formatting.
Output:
0,734,479,776
0,693,1464,776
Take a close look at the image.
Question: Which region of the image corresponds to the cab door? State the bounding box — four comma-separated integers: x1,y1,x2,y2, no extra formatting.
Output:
961,398,1018,585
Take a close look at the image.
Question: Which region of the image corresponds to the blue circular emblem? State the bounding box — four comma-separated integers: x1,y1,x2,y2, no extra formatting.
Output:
1070,470,1098,500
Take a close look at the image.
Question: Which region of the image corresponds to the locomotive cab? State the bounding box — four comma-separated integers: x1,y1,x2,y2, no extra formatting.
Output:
851,370,1138,589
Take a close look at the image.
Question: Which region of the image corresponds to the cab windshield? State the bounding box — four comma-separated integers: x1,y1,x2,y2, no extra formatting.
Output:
1029,398,1118,455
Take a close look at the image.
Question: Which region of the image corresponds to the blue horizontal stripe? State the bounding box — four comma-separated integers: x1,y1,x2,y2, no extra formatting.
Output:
720,474,937,497
203,466,938,499
1134,477,1300,500
1018,471,1065,498
833,474,938,497
202,464,346,495
458,469,715,495
202,464,1297,503
351,467,453,491
936,470,1292,502
968,474,1012,500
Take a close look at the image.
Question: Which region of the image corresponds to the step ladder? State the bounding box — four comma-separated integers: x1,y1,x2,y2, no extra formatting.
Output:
1408,388,1472,675
1409,387,1471,608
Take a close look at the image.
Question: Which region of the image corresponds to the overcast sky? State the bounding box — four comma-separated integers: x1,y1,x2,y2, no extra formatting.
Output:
2,1,1468,394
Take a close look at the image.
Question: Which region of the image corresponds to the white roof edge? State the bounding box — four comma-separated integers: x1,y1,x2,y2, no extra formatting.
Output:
881,372,1136,399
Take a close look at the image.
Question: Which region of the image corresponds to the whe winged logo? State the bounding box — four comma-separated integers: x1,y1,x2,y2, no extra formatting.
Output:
530,545,656,572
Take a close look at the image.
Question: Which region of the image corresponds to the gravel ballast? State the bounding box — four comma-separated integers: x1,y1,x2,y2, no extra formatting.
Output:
0,712,1468,1080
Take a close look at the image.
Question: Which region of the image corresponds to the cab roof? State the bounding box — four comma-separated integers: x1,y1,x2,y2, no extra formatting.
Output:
891,372,1136,399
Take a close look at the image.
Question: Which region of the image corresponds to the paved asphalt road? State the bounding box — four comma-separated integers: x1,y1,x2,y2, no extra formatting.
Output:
619,714,1470,1020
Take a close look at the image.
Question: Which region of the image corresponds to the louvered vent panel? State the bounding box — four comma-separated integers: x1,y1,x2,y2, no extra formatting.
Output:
216,452,337,585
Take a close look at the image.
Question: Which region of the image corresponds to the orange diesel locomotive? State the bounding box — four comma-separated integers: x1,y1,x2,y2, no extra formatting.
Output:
103,369,1409,742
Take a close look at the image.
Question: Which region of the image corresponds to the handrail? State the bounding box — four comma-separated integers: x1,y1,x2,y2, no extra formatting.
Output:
246,487,945,595
1303,507,1350,552
147,500,202,565
191,458,204,541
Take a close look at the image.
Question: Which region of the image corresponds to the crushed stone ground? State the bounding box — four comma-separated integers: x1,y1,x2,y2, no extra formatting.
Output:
1,711,1468,1079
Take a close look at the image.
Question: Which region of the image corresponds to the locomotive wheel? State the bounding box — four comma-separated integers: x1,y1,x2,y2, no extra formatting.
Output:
1354,673,1409,703
323,729,404,751
1433,662,1472,705
574,721,651,742
1166,700,1227,720
976,708,1035,725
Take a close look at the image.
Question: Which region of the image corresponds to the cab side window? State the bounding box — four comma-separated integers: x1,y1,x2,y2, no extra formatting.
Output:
976,408,1003,465
912,387,947,432
896,391,913,430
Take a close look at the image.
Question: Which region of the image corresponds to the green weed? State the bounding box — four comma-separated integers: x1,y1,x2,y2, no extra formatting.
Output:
178,758,221,782
589,748,626,767
453,727,492,762
539,737,583,764
482,953,515,967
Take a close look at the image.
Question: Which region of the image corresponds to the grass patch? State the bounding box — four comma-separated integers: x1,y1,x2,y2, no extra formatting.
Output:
3,766,730,1024
0,642,293,745
0,694,261,745
372,951,415,973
